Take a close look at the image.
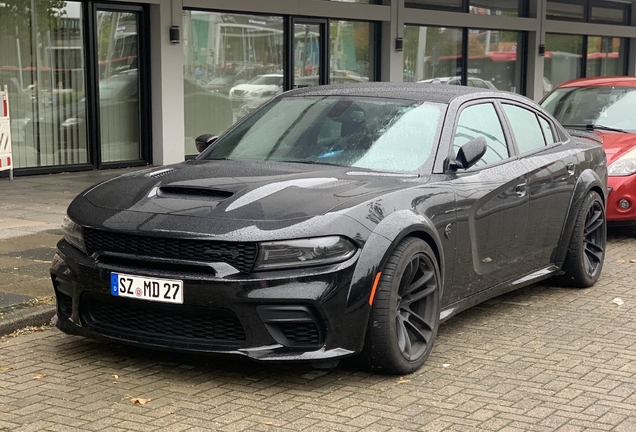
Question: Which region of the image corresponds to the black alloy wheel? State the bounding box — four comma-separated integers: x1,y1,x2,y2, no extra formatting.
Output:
362,237,440,374
561,191,606,287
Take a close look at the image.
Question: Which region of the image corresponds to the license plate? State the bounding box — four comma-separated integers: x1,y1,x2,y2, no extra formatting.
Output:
110,272,183,304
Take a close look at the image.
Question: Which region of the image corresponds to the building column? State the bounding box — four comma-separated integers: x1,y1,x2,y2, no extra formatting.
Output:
149,0,185,166
380,0,404,82
526,0,546,102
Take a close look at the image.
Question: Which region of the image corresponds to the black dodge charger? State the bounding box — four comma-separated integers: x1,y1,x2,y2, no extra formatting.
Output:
51,83,607,374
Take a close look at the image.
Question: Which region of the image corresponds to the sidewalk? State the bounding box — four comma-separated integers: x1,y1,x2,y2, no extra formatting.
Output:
0,167,144,335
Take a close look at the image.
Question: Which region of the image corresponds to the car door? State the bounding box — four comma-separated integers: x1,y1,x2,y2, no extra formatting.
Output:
445,101,530,304
501,102,577,270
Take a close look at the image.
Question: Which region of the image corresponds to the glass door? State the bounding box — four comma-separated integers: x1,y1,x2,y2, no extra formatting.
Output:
292,20,328,89
94,6,147,165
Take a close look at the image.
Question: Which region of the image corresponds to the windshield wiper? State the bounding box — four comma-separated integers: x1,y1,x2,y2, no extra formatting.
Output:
277,159,340,166
585,124,627,133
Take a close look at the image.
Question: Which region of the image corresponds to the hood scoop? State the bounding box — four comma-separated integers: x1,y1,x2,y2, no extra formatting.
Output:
146,168,177,179
157,186,234,201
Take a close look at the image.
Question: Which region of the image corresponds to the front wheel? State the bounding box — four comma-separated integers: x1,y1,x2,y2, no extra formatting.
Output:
362,237,440,374
560,190,606,287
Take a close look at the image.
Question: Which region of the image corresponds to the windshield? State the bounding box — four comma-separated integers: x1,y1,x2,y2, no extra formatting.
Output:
542,86,636,131
203,96,444,172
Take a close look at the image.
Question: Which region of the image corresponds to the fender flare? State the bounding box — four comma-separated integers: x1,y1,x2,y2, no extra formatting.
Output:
553,168,607,266
345,210,445,310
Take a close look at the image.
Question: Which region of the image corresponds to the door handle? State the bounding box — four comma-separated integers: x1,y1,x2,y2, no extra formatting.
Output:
566,162,575,175
515,182,527,198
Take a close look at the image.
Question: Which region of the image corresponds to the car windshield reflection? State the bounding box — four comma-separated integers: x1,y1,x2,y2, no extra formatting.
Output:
203,97,444,172
542,86,636,132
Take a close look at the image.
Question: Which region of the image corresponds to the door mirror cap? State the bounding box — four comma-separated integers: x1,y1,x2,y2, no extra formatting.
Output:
195,134,218,153
449,137,487,171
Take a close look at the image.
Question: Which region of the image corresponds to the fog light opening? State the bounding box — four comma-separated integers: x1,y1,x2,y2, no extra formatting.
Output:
619,199,631,210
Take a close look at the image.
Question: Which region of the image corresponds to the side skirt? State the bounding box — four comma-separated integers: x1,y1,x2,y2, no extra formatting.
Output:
439,265,560,323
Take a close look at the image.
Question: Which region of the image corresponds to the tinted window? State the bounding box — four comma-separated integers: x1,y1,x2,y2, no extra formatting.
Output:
453,103,508,167
502,104,546,154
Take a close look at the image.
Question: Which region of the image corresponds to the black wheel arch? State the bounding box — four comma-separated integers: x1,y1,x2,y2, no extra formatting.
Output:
553,169,607,267
346,210,445,311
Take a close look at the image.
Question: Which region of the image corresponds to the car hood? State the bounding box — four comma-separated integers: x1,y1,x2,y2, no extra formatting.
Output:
593,132,636,164
79,160,412,223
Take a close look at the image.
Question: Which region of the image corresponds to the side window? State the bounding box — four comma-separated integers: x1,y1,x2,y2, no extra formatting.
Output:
502,104,547,154
453,103,508,167
539,117,557,145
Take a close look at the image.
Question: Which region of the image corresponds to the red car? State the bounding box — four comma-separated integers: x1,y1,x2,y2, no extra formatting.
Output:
542,77,636,224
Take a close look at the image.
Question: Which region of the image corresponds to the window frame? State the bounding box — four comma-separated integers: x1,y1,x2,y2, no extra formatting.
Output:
448,99,516,170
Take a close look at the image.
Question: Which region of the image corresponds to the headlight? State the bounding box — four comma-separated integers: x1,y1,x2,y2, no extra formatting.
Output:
254,236,357,271
61,216,86,253
608,147,636,177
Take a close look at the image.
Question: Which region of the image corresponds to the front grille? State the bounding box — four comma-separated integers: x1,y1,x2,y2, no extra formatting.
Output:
278,322,320,345
80,293,246,346
84,228,258,273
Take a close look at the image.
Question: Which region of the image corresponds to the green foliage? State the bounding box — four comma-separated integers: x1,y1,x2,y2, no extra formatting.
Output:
0,0,67,36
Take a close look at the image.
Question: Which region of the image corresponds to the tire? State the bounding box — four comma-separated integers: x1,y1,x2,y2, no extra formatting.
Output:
362,237,440,374
560,191,606,288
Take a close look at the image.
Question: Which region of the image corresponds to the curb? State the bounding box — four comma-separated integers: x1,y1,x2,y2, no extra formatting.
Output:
0,304,57,336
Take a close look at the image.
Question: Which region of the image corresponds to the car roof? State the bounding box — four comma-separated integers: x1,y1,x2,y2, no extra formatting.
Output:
557,76,636,88
282,82,489,104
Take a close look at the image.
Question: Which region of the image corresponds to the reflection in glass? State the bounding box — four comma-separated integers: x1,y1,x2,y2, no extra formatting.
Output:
96,11,140,163
204,97,444,172
403,26,462,83
591,6,629,24
470,0,525,17
182,11,283,156
542,86,636,132
405,0,462,10
543,33,583,90
587,37,625,78
330,21,373,84
294,23,322,88
467,29,522,93
0,1,88,168
546,1,585,21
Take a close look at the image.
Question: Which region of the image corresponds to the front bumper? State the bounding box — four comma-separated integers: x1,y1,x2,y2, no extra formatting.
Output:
51,240,367,362
607,175,636,222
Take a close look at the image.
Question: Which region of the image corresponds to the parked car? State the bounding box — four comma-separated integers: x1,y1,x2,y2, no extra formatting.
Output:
419,76,498,89
52,83,607,374
229,74,283,110
541,76,636,224
23,73,232,157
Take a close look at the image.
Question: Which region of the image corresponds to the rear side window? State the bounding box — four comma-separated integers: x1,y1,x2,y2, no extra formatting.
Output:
502,104,546,154
453,103,509,167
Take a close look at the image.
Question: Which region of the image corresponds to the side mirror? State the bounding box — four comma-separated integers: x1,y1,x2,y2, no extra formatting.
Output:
195,134,218,153
450,137,487,170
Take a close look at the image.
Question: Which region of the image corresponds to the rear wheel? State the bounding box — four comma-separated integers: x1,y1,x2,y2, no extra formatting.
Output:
560,191,606,287
362,237,440,374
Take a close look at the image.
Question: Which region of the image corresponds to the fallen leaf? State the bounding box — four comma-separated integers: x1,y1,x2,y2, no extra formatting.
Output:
631,260,635,263
130,398,151,405
112,374,119,379
617,260,625,263
613,298,624,306
0,365,14,371
266,422,273,425
397,377,410,384
33,374,44,379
